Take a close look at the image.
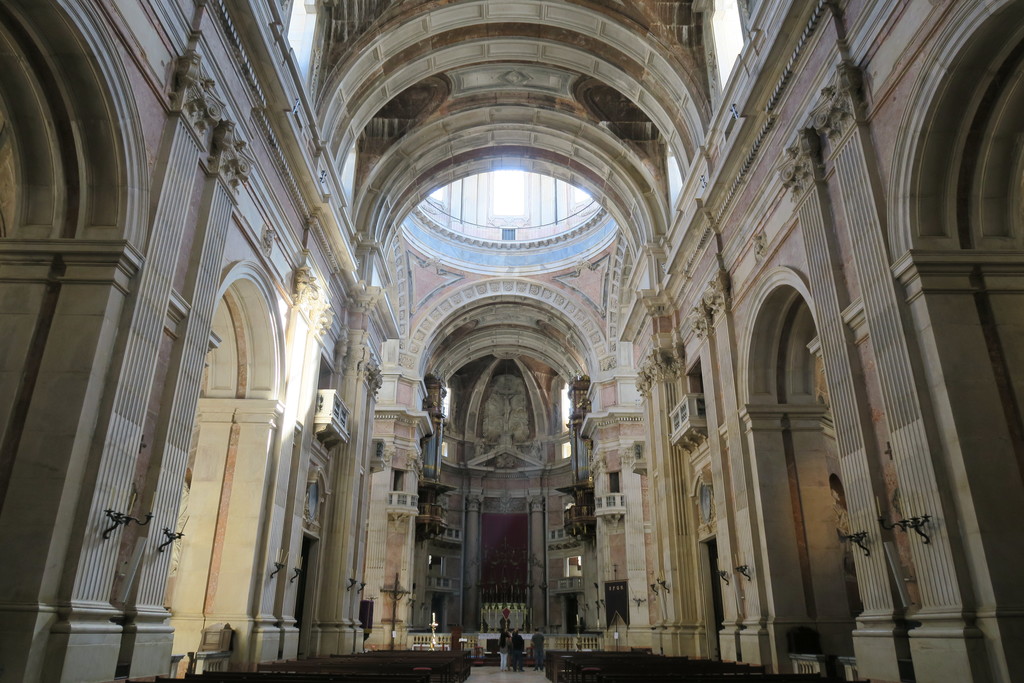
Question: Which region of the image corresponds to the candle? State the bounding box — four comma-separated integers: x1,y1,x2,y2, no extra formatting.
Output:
297,555,303,569
277,548,287,564
875,496,882,517
432,612,436,623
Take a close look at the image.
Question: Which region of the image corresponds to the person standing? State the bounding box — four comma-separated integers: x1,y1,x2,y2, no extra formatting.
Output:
531,629,545,670
511,628,525,672
498,629,510,671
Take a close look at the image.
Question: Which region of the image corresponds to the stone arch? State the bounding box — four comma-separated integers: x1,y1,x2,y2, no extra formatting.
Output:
409,279,609,376
738,267,816,405
208,262,287,400
740,270,855,662
320,2,707,171
889,0,1024,254
0,1,147,241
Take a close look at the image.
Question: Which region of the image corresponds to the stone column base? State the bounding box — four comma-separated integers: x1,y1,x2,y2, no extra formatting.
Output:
125,611,175,679
43,602,123,683
909,620,990,683
851,615,907,683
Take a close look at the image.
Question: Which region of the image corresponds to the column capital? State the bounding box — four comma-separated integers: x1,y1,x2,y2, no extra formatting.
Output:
809,61,865,142
779,128,823,200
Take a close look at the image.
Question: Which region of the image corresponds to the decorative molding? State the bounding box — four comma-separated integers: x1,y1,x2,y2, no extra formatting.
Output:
362,358,383,399
753,231,767,262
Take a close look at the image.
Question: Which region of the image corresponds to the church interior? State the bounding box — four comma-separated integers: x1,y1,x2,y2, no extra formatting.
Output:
1,1,1023,682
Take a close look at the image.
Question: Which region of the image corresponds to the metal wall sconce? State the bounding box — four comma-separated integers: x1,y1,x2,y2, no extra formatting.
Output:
102,509,153,540
841,531,871,556
632,597,646,607
879,513,932,544
270,562,286,578
717,570,730,585
357,582,366,593
157,527,184,553
347,578,358,591
649,582,658,595
290,566,303,583
657,578,670,593
735,565,752,581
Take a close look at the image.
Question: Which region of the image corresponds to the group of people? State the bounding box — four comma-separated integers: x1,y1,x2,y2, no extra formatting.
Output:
497,628,545,672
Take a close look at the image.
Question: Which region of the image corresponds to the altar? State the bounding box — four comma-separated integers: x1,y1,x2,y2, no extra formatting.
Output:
480,602,530,632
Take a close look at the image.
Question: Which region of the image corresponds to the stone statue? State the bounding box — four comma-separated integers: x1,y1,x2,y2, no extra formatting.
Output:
482,374,530,444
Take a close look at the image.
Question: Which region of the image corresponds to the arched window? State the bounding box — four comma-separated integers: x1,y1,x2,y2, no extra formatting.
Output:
287,1,318,78
710,0,745,87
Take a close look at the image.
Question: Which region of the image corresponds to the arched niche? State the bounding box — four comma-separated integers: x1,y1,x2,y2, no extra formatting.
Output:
206,265,286,400
0,1,147,240
890,0,1024,253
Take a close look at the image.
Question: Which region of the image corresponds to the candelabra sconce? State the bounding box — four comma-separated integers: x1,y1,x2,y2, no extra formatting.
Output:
735,565,752,582
157,527,185,553
270,562,286,578
357,582,366,593
290,566,303,583
841,530,871,556
102,509,153,540
649,582,658,595
879,513,932,544
347,578,358,591
539,582,548,591
632,597,647,607
657,578,670,593
717,570,730,585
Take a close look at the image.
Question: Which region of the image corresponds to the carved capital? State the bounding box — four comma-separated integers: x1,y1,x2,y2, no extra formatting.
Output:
810,62,864,141
702,268,731,317
466,495,482,512
209,120,254,189
171,50,226,134
688,306,711,340
362,358,383,400
635,346,683,397
778,129,822,198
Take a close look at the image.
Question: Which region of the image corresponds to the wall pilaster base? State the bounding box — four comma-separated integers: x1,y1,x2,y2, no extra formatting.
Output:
851,616,907,683
43,602,122,683
909,618,990,683
126,610,175,679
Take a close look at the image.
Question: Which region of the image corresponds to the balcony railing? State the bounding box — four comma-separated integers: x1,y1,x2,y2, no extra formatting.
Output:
669,393,708,449
552,576,582,593
313,389,349,444
426,576,459,591
387,491,419,519
595,493,627,515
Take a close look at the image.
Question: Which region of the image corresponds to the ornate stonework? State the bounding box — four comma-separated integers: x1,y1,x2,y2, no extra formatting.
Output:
636,346,683,397
778,129,822,199
809,62,864,141
208,120,254,189
171,50,226,134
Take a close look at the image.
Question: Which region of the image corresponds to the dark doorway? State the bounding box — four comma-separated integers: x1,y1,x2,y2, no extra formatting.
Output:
295,535,315,656
705,539,725,660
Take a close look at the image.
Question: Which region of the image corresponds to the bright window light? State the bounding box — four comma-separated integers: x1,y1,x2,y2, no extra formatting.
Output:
571,185,591,205
561,441,572,459
491,170,526,215
430,186,444,201
712,0,744,86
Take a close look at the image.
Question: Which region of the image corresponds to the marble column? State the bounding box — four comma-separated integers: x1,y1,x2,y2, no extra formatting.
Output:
529,496,546,628
463,495,481,631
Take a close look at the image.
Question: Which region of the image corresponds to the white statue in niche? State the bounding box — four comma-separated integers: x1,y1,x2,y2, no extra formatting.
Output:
482,374,530,444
